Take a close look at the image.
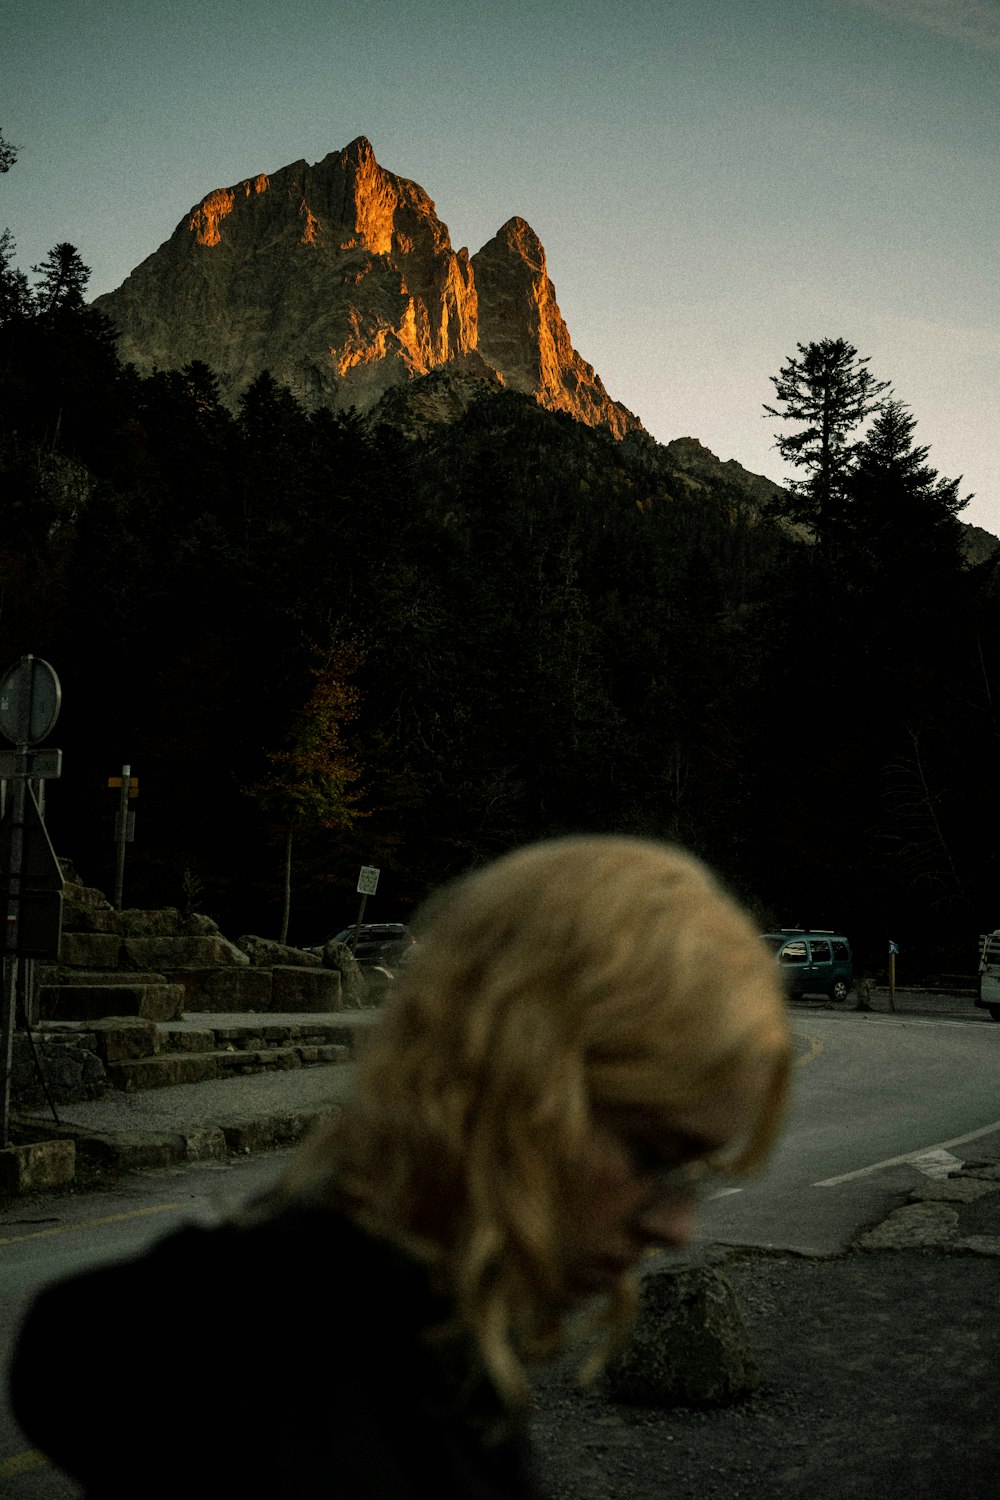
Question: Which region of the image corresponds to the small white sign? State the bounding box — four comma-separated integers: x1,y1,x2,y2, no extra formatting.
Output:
357,865,380,896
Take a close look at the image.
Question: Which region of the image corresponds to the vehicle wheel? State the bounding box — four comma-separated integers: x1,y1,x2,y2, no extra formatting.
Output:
830,979,851,1003
989,1005,1000,1023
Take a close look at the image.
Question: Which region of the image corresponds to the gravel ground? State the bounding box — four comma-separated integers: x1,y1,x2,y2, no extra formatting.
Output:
529,1248,1000,1500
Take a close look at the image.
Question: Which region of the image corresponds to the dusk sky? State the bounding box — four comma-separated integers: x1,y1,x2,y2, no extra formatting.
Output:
4,0,998,534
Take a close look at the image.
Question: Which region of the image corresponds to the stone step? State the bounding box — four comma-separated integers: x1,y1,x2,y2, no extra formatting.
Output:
38,983,186,1023
56,932,252,970
62,881,112,910
62,901,120,934
105,1040,352,1091
58,933,123,969
60,904,219,938
21,1018,360,1103
121,935,249,968
158,1018,360,1052
115,909,213,938
167,965,342,1013
37,969,169,987
35,965,343,1025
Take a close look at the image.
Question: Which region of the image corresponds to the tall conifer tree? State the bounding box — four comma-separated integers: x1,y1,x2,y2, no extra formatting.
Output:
764,337,890,531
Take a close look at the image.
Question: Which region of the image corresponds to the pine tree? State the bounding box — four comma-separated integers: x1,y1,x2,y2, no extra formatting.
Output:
0,125,16,174
840,399,969,586
0,226,33,323
764,337,890,531
0,128,32,322
31,241,91,313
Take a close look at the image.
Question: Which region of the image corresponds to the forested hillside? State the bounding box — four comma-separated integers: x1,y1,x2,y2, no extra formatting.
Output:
2,233,998,978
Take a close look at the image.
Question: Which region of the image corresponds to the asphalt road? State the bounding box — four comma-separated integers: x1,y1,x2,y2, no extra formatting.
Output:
0,1152,290,1497
694,1006,1000,1254
2,1001,998,1496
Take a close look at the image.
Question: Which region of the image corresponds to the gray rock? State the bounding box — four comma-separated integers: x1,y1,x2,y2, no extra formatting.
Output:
235,934,322,968
122,935,249,969
952,1235,1000,1256
180,912,221,936
363,964,395,1005
957,1161,1000,1181
910,1178,1000,1203
855,1200,959,1250
320,939,367,1008
170,966,272,1012
116,908,183,937
603,1265,759,1407
90,1018,158,1063
270,966,342,1012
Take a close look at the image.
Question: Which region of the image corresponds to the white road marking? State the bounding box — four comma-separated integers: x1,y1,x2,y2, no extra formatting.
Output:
814,1120,1000,1187
907,1149,964,1180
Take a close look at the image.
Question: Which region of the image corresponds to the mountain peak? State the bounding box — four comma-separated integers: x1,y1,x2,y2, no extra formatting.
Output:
491,216,544,255
93,141,641,438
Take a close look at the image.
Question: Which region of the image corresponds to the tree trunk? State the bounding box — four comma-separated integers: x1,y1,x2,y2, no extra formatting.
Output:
279,825,293,944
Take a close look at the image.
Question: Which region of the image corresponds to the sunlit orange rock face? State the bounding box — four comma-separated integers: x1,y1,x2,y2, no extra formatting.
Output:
472,217,636,441
94,137,642,436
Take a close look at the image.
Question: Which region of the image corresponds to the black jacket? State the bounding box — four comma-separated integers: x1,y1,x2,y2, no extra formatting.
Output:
11,1203,539,1498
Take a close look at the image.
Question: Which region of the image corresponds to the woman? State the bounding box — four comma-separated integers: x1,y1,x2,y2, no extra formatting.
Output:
11,835,790,1498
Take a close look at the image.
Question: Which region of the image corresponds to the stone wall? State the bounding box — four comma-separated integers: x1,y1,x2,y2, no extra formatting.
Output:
11,1030,107,1109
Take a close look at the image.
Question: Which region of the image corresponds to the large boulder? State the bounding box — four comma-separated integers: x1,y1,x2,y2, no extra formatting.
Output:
270,966,342,1012
603,1265,759,1407
121,934,249,969
235,934,322,968
320,939,367,1008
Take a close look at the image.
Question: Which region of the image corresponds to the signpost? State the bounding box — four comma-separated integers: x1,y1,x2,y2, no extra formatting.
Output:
0,656,65,1146
888,940,899,1013
351,866,380,953
107,766,138,909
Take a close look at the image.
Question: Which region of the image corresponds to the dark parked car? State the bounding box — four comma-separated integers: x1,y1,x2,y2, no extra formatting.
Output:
761,929,854,1002
306,923,415,969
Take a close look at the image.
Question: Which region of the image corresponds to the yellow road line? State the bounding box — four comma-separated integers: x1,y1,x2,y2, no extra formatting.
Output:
0,1202,185,1248
791,1029,824,1067
0,1449,49,1478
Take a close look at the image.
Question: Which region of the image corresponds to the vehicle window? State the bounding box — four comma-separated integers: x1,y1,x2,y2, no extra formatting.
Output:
779,941,807,964
762,936,785,952
832,941,850,961
809,940,832,963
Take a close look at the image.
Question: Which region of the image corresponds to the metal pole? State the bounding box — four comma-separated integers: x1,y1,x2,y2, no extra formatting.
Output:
1,751,27,1148
0,958,15,1148
114,763,131,910
16,994,60,1125
351,893,368,953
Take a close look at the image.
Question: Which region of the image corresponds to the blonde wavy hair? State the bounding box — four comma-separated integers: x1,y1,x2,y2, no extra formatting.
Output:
279,835,790,1412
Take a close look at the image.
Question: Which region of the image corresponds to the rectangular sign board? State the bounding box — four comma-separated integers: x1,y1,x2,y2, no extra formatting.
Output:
357,865,380,896
0,748,62,780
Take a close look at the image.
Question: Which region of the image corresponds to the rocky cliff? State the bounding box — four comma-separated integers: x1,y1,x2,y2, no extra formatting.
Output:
93,137,642,438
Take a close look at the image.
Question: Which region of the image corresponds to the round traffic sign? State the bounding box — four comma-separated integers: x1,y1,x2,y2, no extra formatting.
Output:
0,655,62,746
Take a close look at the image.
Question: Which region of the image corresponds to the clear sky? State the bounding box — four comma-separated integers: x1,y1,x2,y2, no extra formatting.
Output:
3,0,998,534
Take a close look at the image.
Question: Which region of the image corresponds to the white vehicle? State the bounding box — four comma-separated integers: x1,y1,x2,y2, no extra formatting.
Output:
975,932,1000,1022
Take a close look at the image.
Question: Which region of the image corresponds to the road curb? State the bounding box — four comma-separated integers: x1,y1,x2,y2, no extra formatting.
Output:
3,1102,342,1194
851,1155,1000,1255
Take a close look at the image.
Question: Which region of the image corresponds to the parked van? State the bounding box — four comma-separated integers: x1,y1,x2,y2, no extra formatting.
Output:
761,929,854,1001
975,932,1000,1021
